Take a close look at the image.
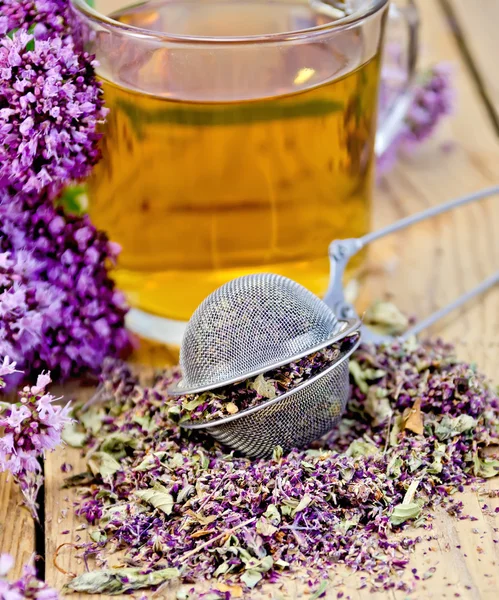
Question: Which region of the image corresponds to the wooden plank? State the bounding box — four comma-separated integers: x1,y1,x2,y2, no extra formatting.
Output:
42,0,499,598
363,0,499,371
0,472,36,579
442,0,499,128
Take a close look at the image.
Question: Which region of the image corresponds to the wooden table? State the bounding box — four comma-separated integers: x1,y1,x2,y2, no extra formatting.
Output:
2,0,499,598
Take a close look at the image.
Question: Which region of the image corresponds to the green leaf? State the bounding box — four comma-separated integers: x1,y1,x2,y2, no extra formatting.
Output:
428,443,446,474
337,516,360,534
133,415,155,432
435,415,477,441
89,530,107,543
292,494,312,516
346,439,379,459
61,422,86,448
263,504,281,525
349,361,386,395
310,580,328,600
197,450,210,469
177,484,195,504
390,415,403,447
182,394,207,411
213,561,230,577
272,446,283,460
240,570,262,589
135,483,174,515
250,374,277,399
365,387,393,426
100,433,137,459
390,502,422,526
57,184,88,215
87,452,121,478
80,409,105,435
133,452,167,472
256,517,278,537
64,567,179,595
387,455,403,478
363,300,409,337
473,454,499,479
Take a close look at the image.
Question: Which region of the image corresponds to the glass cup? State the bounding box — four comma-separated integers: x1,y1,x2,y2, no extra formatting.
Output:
70,0,418,346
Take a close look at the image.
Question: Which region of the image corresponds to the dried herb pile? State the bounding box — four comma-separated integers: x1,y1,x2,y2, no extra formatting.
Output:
170,336,356,424
64,338,499,595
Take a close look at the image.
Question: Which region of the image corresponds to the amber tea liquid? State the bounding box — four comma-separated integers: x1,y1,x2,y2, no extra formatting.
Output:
89,0,381,328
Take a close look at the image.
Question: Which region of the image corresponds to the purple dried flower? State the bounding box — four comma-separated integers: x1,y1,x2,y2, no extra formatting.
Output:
67,338,499,594
377,61,454,176
0,190,131,380
0,553,59,600
0,27,107,200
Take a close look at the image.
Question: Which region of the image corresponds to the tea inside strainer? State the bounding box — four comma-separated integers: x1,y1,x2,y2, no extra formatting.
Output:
170,273,349,396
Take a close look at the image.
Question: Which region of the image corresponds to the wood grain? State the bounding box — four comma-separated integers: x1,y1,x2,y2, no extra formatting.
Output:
363,0,499,372
442,0,499,128
0,472,36,579
5,0,499,597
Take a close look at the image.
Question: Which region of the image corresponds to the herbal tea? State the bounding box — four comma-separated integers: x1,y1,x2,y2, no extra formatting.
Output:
88,0,382,324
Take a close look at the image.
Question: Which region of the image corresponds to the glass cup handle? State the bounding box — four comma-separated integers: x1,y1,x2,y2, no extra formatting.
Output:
375,0,420,158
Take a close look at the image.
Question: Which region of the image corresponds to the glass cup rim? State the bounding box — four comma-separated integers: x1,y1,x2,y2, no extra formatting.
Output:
70,0,389,45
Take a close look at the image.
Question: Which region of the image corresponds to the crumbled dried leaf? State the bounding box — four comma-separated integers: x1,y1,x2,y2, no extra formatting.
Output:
435,415,477,441
402,398,424,435
363,300,409,336
89,530,107,543
240,570,262,589
80,409,105,435
256,516,278,537
349,360,386,394
63,471,95,488
64,567,179,594
87,452,121,477
135,483,174,515
473,454,499,478
100,433,137,459
61,422,86,448
251,374,277,399
346,439,379,458
390,502,422,526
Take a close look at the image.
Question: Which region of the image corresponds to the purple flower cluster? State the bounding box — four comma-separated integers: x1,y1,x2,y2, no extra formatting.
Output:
0,364,71,516
0,553,58,600
0,0,68,38
377,63,454,175
404,64,454,144
0,370,71,474
0,191,130,380
0,25,107,200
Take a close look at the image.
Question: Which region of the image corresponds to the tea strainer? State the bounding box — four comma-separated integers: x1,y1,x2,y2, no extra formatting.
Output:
171,186,499,457
170,273,362,457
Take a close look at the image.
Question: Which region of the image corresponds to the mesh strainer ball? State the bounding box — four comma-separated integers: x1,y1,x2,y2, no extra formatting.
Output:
170,273,361,457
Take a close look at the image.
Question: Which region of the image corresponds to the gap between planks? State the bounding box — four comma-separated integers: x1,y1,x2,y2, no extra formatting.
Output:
439,0,499,135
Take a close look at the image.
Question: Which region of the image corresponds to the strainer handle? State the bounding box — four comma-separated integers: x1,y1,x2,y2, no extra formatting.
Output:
401,270,499,340
324,185,499,335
